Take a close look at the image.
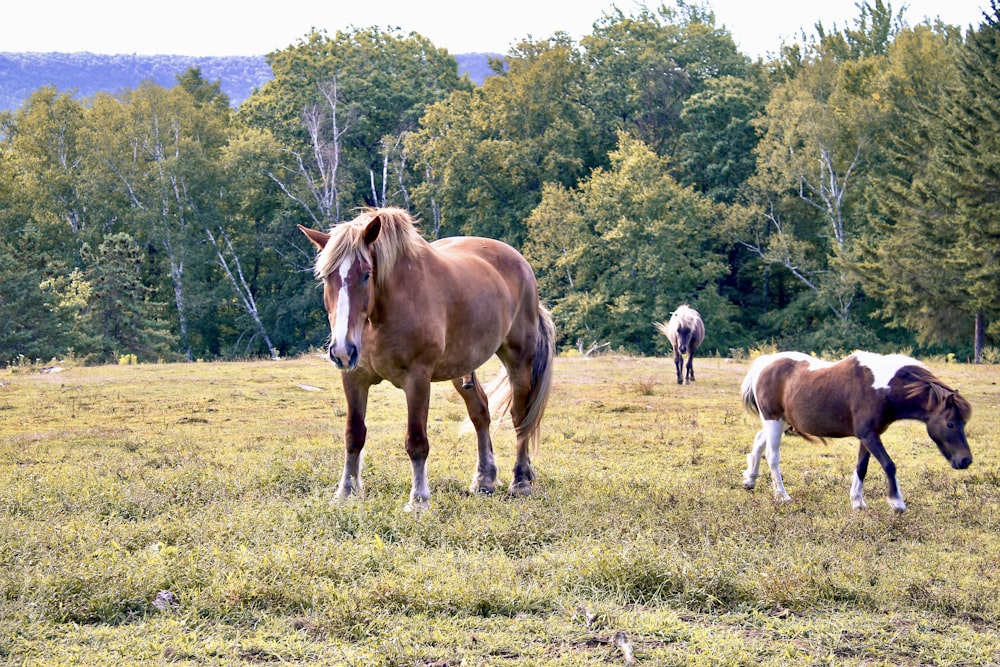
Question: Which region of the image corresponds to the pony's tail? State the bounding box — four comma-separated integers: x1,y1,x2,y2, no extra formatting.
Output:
740,356,765,417
481,305,555,451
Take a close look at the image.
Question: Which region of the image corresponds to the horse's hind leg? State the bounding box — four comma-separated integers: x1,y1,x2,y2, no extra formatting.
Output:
452,373,498,494
761,420,792,502
504,361,536,496
743,428,767,490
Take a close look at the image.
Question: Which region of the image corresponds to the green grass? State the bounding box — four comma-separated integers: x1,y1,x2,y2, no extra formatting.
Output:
1,354,999,665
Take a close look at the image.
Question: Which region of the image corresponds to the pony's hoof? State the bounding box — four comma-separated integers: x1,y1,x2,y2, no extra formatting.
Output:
852,500,868,511
404,499,430,513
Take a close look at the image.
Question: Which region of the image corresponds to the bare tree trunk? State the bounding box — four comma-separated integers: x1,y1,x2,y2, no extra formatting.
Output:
163,239,192,361
975,311,985,364
205,227,278,360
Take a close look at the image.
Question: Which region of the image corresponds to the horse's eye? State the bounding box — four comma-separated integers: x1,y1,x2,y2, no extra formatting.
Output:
362,271,372,284
947,422,955,429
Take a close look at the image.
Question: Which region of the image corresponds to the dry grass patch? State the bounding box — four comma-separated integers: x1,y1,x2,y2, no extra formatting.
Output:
1,354,998,665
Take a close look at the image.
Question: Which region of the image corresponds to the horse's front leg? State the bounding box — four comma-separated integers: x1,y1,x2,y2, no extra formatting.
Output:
851,442,871,510
685,352,695,384
674,352,684,385
860,433,905,512
403,376,433,512
452,373,498,495
338,373,372,500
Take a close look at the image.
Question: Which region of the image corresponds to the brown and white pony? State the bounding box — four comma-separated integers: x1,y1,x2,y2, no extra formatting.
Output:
741,351,972,512
299,208,554,511
655,305,704,384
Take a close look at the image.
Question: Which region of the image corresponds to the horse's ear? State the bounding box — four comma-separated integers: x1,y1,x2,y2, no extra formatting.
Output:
298,224,330,250
363,216,382,246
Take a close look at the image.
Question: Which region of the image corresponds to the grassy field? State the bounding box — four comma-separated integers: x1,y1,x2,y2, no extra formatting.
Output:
1,353,998,666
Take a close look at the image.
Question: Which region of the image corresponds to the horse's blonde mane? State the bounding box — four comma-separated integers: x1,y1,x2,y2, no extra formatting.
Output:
314,207,426,287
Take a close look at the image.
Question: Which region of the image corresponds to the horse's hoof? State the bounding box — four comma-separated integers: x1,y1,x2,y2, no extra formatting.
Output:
743,481,756,491
470,484,496,495
404,499,430,513
508,482,533,497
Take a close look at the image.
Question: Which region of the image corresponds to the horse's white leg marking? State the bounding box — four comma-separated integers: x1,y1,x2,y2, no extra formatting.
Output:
329,256,353,362
405,458,431,512
337,450,364,499
887,486,906,513
762,419,792,502
850,471,867,510
743,428,768,489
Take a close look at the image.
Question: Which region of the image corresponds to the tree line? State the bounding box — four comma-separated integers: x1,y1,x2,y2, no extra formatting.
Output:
1,0,998,366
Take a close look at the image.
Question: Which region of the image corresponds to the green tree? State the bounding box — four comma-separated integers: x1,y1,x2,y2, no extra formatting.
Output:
408,35,597,244
677,74,768,203
71,232,173,362
582,2,751,157
733,1,906,350
525,133,734,353
857,2,1000,360
77,76,231,360
239,27,470,224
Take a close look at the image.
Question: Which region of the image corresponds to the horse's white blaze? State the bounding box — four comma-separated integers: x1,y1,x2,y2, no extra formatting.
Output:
331,256,354,351
851,351,924,390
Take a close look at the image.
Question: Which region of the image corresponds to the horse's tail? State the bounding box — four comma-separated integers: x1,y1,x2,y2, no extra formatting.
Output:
741,354,769,417
480,305,555,451
521,305,555,449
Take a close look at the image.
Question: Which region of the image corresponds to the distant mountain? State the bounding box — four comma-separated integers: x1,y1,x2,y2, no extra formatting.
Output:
0,51,500,112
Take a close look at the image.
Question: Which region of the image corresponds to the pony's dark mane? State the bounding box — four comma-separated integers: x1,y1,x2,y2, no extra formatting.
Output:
898,365,972,420
314,207,426,288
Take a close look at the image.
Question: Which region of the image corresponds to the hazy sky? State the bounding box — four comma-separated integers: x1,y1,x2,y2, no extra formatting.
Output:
2,0,991,60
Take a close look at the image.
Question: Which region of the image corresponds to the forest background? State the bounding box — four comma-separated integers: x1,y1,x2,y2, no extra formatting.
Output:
1,0,998,366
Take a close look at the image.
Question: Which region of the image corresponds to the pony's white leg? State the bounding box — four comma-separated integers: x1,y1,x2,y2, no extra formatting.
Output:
762,420,792,502
887,492,907,513
743,428,768,489
850,471,868,510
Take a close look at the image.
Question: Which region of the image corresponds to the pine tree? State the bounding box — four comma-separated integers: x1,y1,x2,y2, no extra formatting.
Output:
857,2,1000,360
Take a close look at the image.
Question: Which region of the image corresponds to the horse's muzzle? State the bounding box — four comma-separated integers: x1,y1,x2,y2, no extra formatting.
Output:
329,342,359,370
952,455,973,470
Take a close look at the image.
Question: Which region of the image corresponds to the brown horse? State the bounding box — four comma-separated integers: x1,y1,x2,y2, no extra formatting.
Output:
654,305,704,384
741,351,972,512
299,208,554,511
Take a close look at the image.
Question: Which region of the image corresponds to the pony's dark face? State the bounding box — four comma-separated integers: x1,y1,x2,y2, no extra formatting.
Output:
322,250,374,370
675,326,693,354
925,396,973,470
